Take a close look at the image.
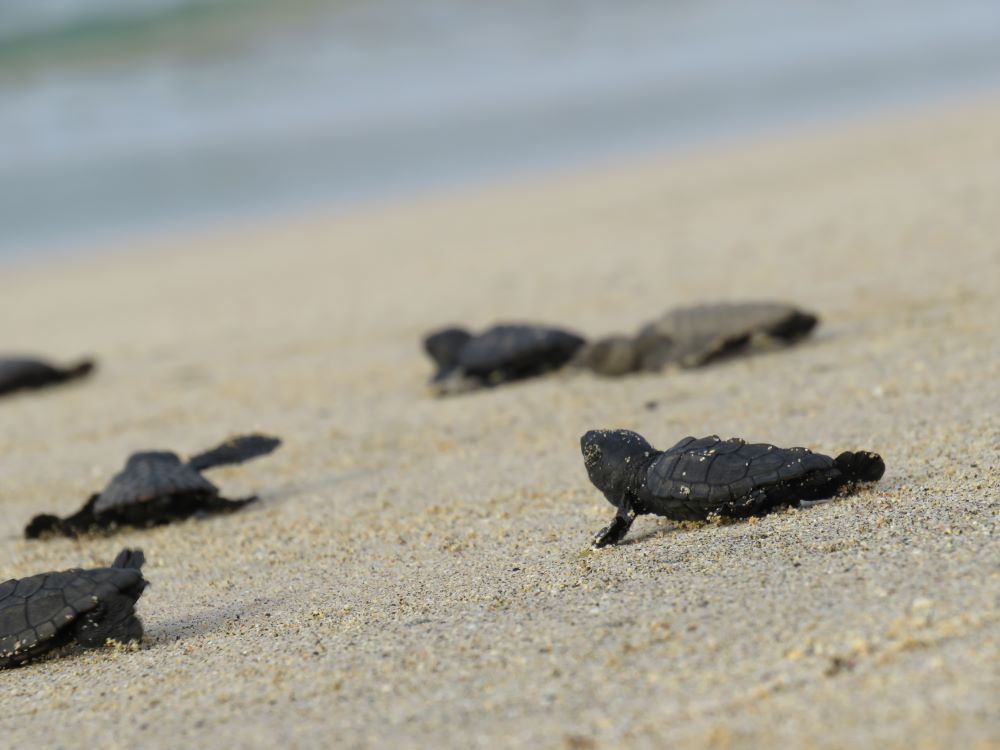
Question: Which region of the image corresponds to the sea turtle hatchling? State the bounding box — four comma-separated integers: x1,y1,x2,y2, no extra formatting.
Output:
423,323,586,395
0,548,147,669
576,302,818,376
581,430,885,547
25,434,281,538
0,356,95,397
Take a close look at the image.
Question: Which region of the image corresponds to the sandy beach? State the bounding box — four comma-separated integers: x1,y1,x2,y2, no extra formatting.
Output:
1,98,998,748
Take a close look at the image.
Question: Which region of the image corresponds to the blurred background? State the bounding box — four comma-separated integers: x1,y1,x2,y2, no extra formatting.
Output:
2,0,1000,259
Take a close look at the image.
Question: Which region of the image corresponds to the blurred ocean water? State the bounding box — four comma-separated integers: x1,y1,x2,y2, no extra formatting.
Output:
2,0,1000,256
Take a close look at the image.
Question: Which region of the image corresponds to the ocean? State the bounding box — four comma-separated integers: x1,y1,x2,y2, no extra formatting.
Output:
2,0,1000,257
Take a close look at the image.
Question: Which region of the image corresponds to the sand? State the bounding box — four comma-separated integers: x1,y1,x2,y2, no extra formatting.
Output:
1,98,998,749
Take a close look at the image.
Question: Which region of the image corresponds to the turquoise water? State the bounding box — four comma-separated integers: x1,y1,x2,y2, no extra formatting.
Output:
2,0,1000,256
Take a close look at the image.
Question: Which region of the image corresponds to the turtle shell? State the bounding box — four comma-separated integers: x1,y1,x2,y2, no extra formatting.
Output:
458,325,586,376
93,452,217,514
637,302,818,369
644,435,836,517
0,565,144,668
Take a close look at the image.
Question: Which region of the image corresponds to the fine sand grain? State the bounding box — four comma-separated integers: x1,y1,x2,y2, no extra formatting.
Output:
1,99,998,749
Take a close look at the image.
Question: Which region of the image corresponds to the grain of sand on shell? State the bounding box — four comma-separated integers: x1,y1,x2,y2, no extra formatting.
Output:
1,98,998,749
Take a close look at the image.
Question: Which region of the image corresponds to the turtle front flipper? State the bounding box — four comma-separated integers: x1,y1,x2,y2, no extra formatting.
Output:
592,509,636,548
428,368,482,396
187,434,282,472
24,514,67,539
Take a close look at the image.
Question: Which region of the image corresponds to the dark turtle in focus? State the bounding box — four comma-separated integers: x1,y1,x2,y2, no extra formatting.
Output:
26,434,281,538
0,549,147,669
581,430,884,547
577,302,818,375
0,356,95,397
423,324,586,395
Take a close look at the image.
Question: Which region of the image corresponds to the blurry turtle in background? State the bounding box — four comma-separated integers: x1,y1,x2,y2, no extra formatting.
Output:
26,434,281,538
423,323,586,395
576,302,818,376
0,548,147,670
0,356,95,397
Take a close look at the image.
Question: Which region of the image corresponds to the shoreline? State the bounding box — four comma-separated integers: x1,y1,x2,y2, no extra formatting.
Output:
4,84,1000,265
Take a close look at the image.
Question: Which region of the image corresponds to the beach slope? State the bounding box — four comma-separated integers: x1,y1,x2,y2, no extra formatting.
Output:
0,100,997,748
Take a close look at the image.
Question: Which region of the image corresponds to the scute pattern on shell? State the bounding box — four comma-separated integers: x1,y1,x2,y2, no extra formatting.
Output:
0,567,143,667
94,452,217,513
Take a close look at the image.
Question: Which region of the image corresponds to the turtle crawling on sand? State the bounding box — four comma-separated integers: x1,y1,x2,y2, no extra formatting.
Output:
0,549,147,669
0,356,95,397
26,434,281,538
424,324,586,395
581,430,884,547
576,302,818,376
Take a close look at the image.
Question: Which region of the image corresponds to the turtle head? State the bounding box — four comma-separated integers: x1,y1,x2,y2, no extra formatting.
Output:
580,429,653,508
24,513,63,539
423,327,472,373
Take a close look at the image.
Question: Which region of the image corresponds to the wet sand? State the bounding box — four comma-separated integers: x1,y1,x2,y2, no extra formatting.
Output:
1,98,998,748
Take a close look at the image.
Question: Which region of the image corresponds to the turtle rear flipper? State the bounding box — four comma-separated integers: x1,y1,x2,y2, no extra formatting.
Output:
112,549,145,570
73,556,147,647
834,451,885,482
187,434,282,472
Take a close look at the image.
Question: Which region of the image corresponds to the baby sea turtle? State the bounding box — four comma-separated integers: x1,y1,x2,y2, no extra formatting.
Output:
577,302,817,375
582,430,884,547
0,356,95,397
0,548,147,669
25,434,281,538
423,324,586,395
